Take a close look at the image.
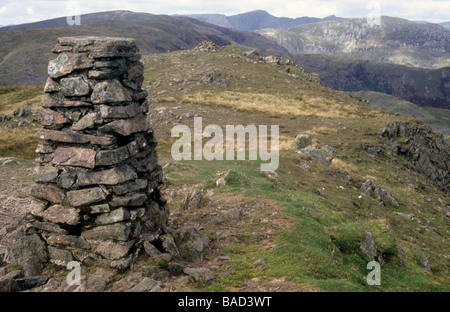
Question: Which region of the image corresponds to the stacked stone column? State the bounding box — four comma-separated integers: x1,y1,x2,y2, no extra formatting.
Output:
29,36,168,267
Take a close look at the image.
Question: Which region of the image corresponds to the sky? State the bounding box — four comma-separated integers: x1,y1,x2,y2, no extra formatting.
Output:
0,0,449,26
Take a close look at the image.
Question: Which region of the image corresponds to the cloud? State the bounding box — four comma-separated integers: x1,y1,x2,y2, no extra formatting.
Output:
0,0,449,26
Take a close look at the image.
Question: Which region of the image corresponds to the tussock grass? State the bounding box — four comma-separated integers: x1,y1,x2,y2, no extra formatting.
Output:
177,91,362,119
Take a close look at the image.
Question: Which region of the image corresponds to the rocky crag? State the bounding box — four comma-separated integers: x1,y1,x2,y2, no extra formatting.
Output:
379,122,450,194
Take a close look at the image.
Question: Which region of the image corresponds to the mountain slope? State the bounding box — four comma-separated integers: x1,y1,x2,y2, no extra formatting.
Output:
0,11,285,86
349,91,450,135
1,45,448,292
259,16,450,69
283,52,450,109
187,10,340,31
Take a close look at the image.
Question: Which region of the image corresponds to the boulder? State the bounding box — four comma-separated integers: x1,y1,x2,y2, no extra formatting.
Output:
291,134,312,150
175,226,205,262
43,205,81,225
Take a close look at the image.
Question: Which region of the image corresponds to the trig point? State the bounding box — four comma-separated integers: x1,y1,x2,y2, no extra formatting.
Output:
28,36,168,269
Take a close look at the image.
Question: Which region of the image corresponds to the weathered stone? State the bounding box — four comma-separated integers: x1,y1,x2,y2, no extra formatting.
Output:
43,205,81,225
110,257,132,271
98,115,149,136
46,235,90,249
0,275,19,292
77,165,137,186
94,59,125,69
38,129,116,146
95,145,130,166
95,208,130,225
130,208,146,220
291,134,312,150
41,96,92,108
160,235,181,259
48,246,73,264
48,52,93,79
183,268,215,284
44,78,61,93
67,187,107,207
28,222,68,234
30,199,47,218
88,68,125,80
93,240,133,260
130,90,148,101
125,277,160,292
110,193,147,208
91,80,131,104
360,231,379,261
99,104,143,119
182,190,203,210
31,183,65,203
52,147,96,169
60,77,91,96
33,165,60,183
58,170,76,189
86,275,108,292
72,112,99,131
11,234,48,276
361,179,399,206
90,203,110,214
35,143,54,154
143,241,162,259
419,251,431,272
81,223,130,242
112,179,148,195
38,109,68,128
396,244,407,267
175,226,205,262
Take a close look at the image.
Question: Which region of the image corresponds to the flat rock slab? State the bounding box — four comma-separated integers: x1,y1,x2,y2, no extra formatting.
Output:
48,52,93,79
38,109,68,128
91,80,131,104
98,115,149,136
43,205,81,226
41,96,92,108
52,147,96,169
38,129,116,146
66,187,107,207
77,165,137,186
31,183,64,204
81,223,131,242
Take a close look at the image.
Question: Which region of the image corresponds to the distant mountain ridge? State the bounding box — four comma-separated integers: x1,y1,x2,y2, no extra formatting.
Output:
0,11,285,85
186,10,340,31
259,16,450,69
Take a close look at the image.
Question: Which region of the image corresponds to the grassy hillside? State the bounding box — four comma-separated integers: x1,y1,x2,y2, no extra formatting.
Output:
0,12,284,86
259,16,450,69
1,45,448,292
350,91,450,136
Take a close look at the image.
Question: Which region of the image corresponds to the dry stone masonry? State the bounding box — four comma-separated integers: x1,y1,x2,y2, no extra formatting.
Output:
29,36,168,267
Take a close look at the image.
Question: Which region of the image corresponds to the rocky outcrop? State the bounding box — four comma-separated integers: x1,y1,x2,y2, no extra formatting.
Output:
378,122,450,193
244,50,320,84
23,36,168,269
361,179,399,206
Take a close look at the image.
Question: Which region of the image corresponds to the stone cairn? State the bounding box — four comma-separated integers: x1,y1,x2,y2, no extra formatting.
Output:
28,36,168,268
